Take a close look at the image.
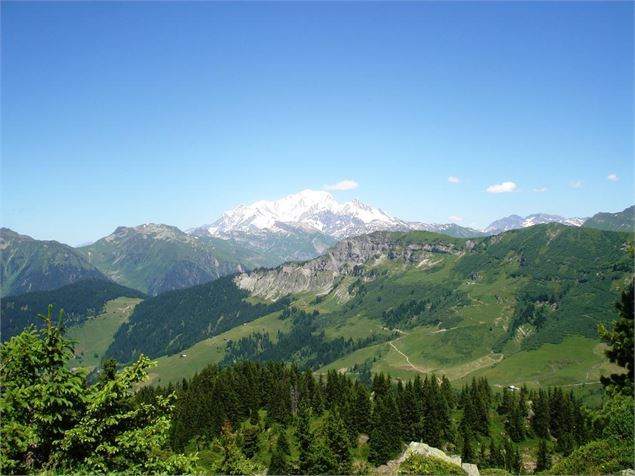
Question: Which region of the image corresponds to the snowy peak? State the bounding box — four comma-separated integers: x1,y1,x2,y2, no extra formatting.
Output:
485,213,586,234
195,189,408,239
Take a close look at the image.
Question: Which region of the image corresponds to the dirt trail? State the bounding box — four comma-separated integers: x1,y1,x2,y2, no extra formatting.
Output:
387,328,428,374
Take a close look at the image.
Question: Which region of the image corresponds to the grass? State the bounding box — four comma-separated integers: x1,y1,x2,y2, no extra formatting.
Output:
146,310,291,385
66,297,142,371
466,335,621,387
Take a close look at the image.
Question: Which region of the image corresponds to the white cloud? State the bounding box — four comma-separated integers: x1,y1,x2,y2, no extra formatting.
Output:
569,179,583,189
323,180,359,191
533,187,548,193
608,173,619,182
449,215,463,222
448,176,460,184
486,181,517,193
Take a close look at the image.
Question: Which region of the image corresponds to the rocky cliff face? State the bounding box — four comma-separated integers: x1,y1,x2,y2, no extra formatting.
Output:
234,231,467,300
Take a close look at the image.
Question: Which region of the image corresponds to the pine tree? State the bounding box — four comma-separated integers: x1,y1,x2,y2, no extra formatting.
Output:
324,409,352,474
306,433,337,475
269,429,290,475
461,429,475,464
536,439,551,472
598,277,634,395
531,389,550,438
351,382,371,437
368,393,402,465
241,424,259,459
296,403,312,474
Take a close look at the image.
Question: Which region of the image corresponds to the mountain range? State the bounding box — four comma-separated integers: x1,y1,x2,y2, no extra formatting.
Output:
1,196,633,297
2,203,633,389
191,189,487,240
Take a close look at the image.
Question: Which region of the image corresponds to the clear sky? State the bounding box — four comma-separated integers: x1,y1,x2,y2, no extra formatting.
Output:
2,1,633,245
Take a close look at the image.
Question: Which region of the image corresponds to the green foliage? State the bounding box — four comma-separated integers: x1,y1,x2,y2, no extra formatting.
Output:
398,453,466,475
214,421,261,475
598,277,634,395
0,305,194,474
1,305,86,473
550,439,634,475
593,393,634,441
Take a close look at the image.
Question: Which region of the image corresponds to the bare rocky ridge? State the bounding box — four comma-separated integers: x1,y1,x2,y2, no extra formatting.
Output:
235,231,468,300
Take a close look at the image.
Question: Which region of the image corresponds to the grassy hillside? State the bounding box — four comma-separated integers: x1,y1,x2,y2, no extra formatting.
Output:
1,279,146,341
66,296,143,372
107,225,633,387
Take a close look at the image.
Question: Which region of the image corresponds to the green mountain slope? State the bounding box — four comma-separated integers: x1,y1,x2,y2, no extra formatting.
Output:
0,228,108,297
105,225,633,387
104,276,290,362
66,296,143,372
1,278,145,341
78,224,277,295
583,205,634,232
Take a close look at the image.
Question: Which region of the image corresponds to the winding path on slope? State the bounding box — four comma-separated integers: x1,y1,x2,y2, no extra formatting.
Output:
387,329,429,374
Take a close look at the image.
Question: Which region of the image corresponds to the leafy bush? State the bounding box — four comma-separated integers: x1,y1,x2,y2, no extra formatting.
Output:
398,454,466,475
549,439,633,475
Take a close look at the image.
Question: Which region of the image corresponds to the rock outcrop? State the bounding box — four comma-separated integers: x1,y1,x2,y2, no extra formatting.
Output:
378,441,480,476
235,231,466,300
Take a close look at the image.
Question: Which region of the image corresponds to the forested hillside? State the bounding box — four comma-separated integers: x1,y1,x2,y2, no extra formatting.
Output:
105,276,290,362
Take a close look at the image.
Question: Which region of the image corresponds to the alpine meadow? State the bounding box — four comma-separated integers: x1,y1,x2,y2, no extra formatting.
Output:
1,2,634,475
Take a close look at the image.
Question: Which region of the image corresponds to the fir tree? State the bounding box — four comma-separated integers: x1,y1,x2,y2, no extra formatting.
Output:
461,429,475,464
269,428,290,475
536,439,551,472
368,393,402,465
598,278,634,395
324,409,353,474
296,402,312,474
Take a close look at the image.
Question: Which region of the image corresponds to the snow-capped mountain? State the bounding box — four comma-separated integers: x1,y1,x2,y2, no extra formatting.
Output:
192,190,410,239
484,213,586,235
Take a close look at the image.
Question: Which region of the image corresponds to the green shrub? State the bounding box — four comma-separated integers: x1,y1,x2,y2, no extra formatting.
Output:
398,453,466,475
550,440,634,475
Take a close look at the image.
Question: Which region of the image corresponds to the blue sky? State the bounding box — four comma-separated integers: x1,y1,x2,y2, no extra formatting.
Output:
2,1,633,245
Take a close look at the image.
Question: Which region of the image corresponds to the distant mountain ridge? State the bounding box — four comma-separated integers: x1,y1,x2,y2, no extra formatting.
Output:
0,228,107,297
78,224,276,295
583,205,635,232
484,213,586,235
192,189,486,240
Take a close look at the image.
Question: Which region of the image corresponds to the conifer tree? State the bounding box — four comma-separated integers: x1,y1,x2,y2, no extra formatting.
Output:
368,392,402,465
324,409,353,474
531,389,550,438
461,429,475,463
269,428,290,475
536,439,551,472
296,402,312,474
598,278,634,395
